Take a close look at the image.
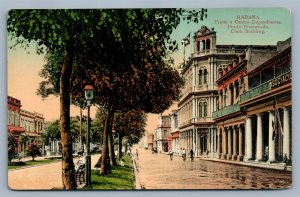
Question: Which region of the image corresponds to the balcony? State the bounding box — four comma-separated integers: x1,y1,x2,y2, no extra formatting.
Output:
240,71,291,103
193,117,213,123
193,49,244,58
212,103,240,119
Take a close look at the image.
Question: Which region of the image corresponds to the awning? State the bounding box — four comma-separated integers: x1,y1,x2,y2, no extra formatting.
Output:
8,125,25,134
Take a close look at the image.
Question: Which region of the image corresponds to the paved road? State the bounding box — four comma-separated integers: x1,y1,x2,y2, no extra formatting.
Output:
8,154,101,190
134,147,292,189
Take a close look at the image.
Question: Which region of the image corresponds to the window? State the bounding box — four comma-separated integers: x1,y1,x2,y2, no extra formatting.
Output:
204,69,208,84
199,102,203,117
199,70,203,85
10,111,15,126
15,112,19,126
204,102,208,117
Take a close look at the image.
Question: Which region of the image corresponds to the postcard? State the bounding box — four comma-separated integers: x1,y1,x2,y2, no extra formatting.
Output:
7,8,292,190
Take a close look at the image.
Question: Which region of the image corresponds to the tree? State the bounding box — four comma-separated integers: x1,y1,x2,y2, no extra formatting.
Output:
8,133,17,165
26,144,41,161
114,110,146,160
19,134,29,157
42,120,61,146
8,10,105,189
8,9,208,179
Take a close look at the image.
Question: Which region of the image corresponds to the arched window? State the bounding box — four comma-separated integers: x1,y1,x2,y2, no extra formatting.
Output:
204,69,208,84
199,70,203,85
199,102,203,117
204,102,208,117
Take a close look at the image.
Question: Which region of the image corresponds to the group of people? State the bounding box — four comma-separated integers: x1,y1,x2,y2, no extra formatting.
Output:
169,148,194,161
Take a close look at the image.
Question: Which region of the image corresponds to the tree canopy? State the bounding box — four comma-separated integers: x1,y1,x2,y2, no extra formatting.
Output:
7,8,207,188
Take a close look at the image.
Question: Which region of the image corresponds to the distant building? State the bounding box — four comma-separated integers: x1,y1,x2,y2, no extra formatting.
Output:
7,96,25,154
8,96,45,156
170,110,180,154
154,114,171,153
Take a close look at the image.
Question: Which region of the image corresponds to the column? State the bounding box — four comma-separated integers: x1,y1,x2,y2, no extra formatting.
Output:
238,125,244,161
222,128,227,159
227,127,232,160
245,116,253,160
283,107,291,160
217,128,222,158
268,111,276,163
232,126,237,160
210,129,213,157
256,113,263,161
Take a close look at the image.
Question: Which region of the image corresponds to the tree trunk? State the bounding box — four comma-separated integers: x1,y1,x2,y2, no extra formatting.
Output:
60,47,77,189
100,109,113,174
118,135,123,160
109,113,117,166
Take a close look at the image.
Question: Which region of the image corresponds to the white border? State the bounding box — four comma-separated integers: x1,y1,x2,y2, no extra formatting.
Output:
1,1,299,197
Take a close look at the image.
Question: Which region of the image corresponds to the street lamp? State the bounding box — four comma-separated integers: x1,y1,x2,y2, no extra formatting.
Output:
84,84,94,187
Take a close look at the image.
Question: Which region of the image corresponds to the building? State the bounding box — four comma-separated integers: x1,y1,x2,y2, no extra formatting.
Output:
239,39,291,164
177,25,291,166
170,110,180,154
154,114,171,153
8,96,45,156
7,96,25,154
20,109,45,147
212,44,278,161
178,26,250,157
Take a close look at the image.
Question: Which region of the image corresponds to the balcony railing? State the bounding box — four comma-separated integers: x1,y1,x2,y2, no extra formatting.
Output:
212,103,240,119
240,71,291,103
193,49,244,57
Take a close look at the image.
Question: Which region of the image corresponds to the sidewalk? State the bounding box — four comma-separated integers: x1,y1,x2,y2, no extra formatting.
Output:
197,156,292,171
169,153,292,171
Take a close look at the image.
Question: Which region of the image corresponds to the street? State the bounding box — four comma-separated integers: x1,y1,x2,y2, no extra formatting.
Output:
135,147,292,189
8,154,101,190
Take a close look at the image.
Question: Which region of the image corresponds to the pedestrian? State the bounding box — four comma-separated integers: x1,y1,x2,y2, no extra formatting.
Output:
136,149,139,158
169,149,173,160
182,148,186,161
189,149,194,161
120,158,124,166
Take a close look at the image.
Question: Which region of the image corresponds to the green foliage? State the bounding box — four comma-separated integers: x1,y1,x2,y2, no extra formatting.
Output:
8,134,18,165
114,110,146,144
87,155,134,190
26,144,41,161
42,120,60,145
91,110,104,144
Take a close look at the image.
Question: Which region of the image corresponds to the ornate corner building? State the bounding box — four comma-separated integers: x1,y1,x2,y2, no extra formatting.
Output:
175,26,291,166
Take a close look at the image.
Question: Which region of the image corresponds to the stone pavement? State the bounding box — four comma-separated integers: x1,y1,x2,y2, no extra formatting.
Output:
133,146,292,189
8,153,101,190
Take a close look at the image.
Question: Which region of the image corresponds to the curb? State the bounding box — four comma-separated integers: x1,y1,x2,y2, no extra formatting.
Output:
197,157,292,172
8,159,62,171
132,156,142,190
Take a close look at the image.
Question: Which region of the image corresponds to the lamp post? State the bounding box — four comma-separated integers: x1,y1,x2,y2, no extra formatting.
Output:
84,84,94,187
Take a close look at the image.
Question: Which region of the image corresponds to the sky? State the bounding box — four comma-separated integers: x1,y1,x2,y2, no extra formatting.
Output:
7,8,291,133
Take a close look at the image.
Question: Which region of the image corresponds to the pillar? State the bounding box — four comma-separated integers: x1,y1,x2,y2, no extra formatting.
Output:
268,111,276,163
256,113,263,161
222,128,227,159
210,129,214,157
232,126,237,160
283,107,291,160
227,127,232,160
238,125,244,161
218,128,222,158
245,116,253,160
